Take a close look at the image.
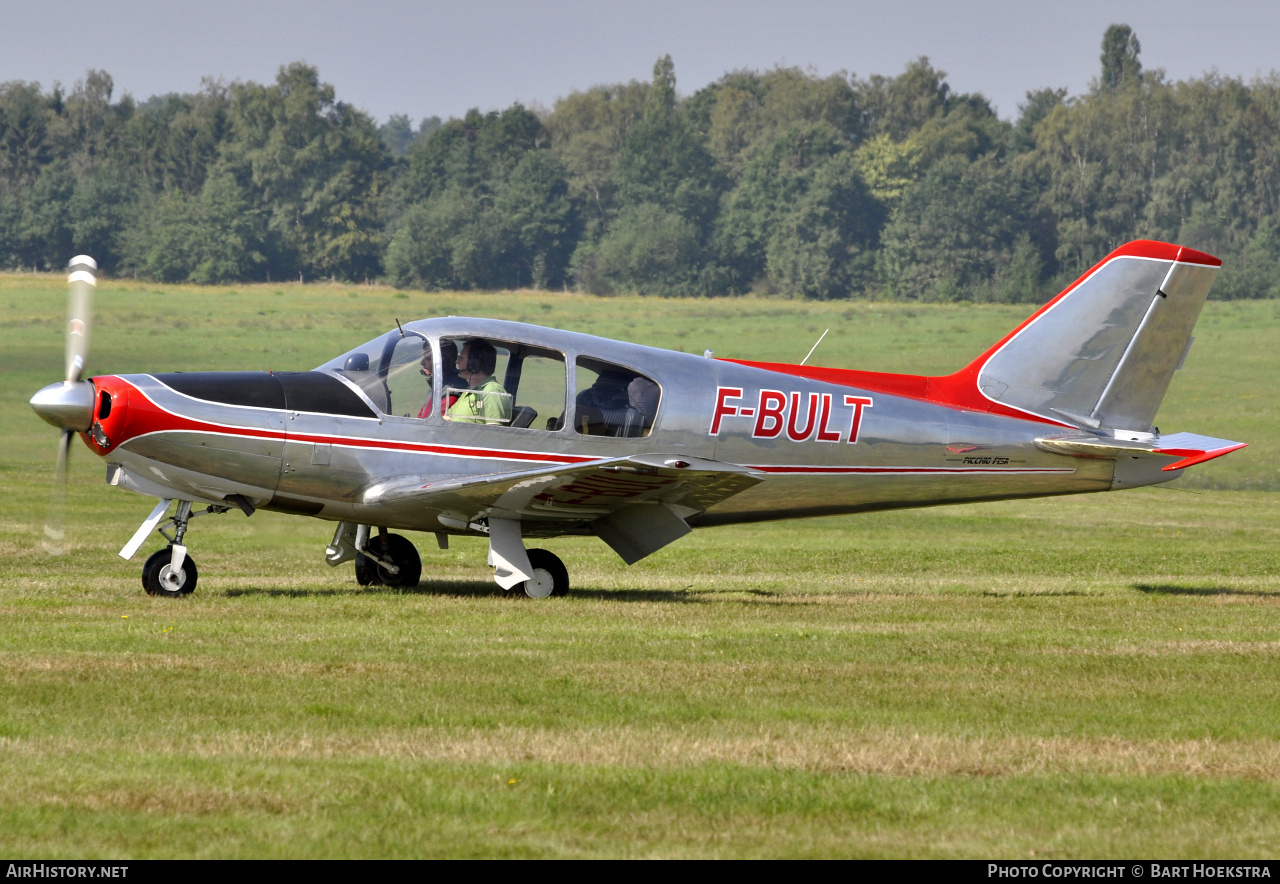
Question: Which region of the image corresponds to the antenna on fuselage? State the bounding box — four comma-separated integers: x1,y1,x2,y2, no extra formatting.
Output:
800,329,830,366
395,318,405,338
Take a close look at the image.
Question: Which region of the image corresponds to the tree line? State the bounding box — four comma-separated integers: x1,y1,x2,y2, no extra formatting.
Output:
1,25,1278,301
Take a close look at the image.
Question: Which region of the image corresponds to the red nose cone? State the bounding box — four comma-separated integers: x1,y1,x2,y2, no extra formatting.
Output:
82,375,131,455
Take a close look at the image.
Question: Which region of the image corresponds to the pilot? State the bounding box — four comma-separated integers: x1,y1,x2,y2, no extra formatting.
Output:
446,339,512,425
418,339,463,418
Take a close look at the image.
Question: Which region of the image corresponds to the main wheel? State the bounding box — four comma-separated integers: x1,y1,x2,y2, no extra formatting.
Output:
143,547,198,598
357,533,421,588
521,548,568,598
354,552,381,586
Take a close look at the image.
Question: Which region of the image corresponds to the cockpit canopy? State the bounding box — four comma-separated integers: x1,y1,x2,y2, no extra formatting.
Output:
316,320,662,437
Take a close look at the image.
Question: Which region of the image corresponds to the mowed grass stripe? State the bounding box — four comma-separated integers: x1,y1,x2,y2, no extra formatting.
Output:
7,730,1280,780
2,762,1279,858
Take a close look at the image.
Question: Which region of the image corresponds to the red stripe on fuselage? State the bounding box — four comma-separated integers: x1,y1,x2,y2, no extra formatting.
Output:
103,376,600,465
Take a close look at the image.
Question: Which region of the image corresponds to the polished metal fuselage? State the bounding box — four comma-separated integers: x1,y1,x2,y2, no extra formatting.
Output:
96,317,1130,539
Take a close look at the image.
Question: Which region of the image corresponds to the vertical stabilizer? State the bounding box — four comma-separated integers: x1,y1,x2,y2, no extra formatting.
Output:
971,241,1220,432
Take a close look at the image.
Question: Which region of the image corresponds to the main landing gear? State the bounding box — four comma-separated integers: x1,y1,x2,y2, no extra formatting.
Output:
487,518,569,598
326,521,568,597
326,522,422,588
142,545,198,597
354,532,422,588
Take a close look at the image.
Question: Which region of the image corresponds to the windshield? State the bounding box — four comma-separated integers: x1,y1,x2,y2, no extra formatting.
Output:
315,331,406,413
317,331,397,376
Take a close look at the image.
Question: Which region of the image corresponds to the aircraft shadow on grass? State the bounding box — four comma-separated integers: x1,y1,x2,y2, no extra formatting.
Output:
1133,583,1280,597
222,581,773,603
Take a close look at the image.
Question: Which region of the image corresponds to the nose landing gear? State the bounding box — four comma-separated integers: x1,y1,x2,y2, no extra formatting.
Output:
121,497,248,598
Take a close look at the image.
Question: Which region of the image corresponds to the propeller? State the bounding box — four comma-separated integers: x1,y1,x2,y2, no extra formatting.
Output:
31,256,98,553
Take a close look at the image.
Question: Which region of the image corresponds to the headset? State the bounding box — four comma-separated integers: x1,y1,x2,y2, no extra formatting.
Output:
460,339,496,376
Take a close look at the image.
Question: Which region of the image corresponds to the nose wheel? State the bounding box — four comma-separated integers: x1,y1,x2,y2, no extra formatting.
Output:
142,545,198,597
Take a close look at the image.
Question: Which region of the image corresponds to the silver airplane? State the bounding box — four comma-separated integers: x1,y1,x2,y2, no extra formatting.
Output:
30,241,1245,598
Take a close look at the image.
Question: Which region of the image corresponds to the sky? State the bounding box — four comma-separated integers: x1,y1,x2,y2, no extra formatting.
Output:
3,0,1279,125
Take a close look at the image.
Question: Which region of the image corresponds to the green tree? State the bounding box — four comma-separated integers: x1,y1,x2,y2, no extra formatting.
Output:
574,56,722,294
18,160,75,268
717,123,882,297
1031,72,1178,273
545,80,648,232
613,55,720,228
222,62,390,280
684,67,864,177
122,166,265,283
1100,24,1143,91
572,203,702,295
1212,218,1280,299
0,81,55,188
494,150,576,288
764,152,881,299
1007,87,1067,155
877,155,1046,301
67,161,139,269
387,104,575,289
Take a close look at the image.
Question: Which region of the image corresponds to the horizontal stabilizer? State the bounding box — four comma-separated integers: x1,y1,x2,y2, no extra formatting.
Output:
1036,431,1246,471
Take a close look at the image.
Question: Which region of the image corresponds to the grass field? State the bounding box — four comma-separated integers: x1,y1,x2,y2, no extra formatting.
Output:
1,275,1278,858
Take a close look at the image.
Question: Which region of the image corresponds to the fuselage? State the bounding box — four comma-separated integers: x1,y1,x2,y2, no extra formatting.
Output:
82,317,1127,538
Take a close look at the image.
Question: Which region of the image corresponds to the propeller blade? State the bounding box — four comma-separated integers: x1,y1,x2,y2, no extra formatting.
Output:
65,255,96,384
43,429,73,554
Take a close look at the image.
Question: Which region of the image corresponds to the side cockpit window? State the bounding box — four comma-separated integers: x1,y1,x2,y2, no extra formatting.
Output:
442,338,566,432
574,357,660,437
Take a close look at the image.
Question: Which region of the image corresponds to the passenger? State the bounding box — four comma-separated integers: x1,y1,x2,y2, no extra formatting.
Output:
417,340,463,418
576,369,658,436
627,376,660,431
575,369,630,435
446,339,512,425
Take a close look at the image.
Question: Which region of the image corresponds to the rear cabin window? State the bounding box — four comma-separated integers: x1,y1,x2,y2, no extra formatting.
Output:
441,338,566,431
574,357,660,437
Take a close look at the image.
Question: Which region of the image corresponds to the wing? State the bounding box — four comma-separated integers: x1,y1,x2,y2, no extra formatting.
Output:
361,455,766,563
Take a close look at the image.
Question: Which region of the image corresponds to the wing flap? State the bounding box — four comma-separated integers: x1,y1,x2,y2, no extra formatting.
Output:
361,455,765,525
